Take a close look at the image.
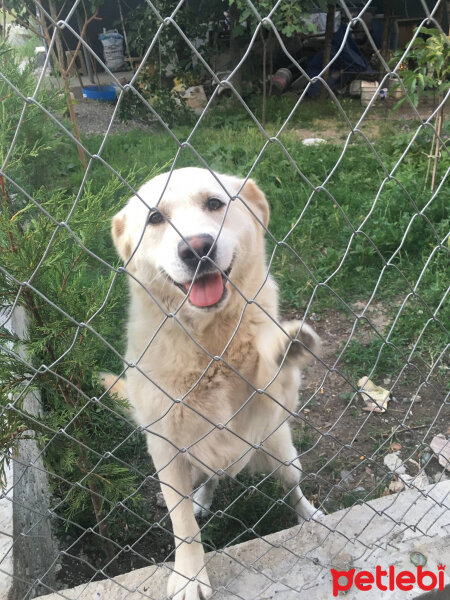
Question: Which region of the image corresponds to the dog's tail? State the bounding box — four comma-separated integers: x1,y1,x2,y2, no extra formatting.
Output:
99,372,128,400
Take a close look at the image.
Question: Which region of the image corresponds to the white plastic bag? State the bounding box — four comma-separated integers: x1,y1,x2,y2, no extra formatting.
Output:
99,29,124,72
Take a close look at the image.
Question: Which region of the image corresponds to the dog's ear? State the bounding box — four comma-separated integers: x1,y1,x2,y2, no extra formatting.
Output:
241,178,270,229
112,206,132,262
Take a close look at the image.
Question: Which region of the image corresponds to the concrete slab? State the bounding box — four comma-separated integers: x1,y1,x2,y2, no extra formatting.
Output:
39,480,450,600
0,462,13,600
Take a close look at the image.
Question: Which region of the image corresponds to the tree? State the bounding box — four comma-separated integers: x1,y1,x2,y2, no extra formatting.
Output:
229,0,335,124
390,27,449,190
3,0,104,169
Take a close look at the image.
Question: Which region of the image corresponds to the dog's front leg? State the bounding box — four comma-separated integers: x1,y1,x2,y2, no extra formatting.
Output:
147,436,212,600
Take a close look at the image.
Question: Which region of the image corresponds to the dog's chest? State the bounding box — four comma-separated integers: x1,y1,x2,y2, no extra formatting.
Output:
133,319,259,399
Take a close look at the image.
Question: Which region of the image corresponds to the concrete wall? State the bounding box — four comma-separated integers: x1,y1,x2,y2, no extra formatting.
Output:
38,479,450,600
5,308,59,600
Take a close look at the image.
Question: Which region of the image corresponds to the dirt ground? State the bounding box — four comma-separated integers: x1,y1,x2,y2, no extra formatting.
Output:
71,90,439,137
71,90,153,136
292,303,449,515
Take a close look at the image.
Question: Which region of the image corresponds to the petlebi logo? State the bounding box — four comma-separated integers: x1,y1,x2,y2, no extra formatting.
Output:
331,564,446,596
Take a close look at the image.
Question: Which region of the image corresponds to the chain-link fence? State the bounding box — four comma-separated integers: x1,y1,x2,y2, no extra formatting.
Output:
1,1,449,599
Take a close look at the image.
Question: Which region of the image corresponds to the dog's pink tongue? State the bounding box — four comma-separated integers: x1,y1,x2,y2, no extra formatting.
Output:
185,272,223,307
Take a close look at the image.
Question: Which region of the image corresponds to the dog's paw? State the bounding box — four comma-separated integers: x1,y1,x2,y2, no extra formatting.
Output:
294,494,324,523
281,320,320,367
168,569,211,600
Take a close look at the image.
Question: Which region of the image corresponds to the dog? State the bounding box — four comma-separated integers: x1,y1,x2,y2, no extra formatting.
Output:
101,167,321,600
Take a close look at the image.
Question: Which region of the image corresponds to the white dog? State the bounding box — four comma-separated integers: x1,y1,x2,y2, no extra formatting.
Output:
102,167,321,600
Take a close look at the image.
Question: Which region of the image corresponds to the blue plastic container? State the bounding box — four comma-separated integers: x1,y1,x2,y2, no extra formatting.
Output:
82,84,116,101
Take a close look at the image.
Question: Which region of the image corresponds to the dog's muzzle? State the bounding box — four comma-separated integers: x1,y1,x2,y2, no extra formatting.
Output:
173,234,232,308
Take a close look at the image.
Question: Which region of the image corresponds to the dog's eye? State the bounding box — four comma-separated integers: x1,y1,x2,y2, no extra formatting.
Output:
206,197,224,211
148,211,164,225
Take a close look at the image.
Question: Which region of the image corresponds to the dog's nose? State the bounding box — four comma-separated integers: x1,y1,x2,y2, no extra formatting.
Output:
178,234,216,269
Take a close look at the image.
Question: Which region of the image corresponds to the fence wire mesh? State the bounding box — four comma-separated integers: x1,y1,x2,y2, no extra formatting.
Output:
0,0,449,599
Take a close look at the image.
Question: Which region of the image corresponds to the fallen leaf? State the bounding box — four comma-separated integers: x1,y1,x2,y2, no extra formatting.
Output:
389,480,405,493
358,377,390,412
391,442,402,452
430,435,450,471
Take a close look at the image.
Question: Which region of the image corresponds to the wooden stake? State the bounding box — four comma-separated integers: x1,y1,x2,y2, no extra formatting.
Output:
47,0,87,170
117,0,133,72
431,105,443,192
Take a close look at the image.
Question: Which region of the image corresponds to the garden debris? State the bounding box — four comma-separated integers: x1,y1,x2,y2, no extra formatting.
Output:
409,471,430,489
182,85,207,114
388,480,405,493
430,435,450,471
410,552,427,567
358,377,390,412
384,452,406,475
302,138,326,146
421,449,433,465
383,452,429,492
271,68,293,95
340,469,354,487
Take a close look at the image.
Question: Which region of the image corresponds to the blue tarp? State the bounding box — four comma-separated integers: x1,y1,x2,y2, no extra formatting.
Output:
306,24,376,96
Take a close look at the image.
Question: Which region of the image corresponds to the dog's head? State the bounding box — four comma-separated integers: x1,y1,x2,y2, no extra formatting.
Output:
112,168,269,313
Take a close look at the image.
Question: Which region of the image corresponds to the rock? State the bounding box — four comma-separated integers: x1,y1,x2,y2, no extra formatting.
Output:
155,491,166,508
430,435,450,471
340,469,354,486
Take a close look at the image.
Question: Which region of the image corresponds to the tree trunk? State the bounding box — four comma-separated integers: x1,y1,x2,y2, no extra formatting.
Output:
2,0,6,41
260,28,266,127
321,3,335,99
229,3,242,94
47,0,87,169
379,1,393,78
